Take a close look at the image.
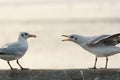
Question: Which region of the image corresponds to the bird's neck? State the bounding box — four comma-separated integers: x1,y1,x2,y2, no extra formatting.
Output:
18,37,27,43
74,35,90,46
17,37,28,50
17,37,28,52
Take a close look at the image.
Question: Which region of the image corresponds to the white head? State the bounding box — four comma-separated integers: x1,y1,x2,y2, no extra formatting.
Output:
19,32,36,40
62,34,79,42
62,34,89,46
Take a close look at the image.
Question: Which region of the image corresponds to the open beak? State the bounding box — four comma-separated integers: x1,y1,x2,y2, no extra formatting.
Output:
62,35,70,41
29,34,37,38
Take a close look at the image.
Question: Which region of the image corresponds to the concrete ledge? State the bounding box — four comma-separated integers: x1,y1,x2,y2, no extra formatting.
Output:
0,69,120,80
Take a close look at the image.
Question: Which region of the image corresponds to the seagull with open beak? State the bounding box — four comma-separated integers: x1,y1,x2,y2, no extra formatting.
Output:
62,33,120,69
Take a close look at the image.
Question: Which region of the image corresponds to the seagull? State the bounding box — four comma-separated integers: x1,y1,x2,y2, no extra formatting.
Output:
0,32,36,70
62,33,120,69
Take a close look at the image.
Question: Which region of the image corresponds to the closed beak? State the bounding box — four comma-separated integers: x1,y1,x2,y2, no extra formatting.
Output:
29,34,37,38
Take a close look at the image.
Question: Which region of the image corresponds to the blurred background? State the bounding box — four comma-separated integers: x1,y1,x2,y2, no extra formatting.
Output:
0,0,120,69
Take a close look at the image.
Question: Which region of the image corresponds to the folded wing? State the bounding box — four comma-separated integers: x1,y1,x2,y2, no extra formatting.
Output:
0,42,27,55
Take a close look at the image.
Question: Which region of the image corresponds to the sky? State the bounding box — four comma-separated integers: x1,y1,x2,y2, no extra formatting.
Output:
0,0,120,69
0,0,119,21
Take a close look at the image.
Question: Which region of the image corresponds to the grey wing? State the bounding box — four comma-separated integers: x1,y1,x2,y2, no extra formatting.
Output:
86,35,109,47
0,42,27,55
86,33,120,47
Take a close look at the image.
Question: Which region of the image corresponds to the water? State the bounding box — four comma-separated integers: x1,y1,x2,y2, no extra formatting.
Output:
0,0,120,69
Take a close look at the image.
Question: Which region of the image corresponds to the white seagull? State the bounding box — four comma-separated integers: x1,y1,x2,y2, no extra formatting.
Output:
0,32,36,70
62,33,120,69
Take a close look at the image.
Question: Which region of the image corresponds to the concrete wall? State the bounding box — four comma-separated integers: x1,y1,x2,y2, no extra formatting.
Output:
0,69,119,80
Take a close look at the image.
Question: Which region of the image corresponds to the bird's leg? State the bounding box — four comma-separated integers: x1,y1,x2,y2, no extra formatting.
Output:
7,61,17,70
105,57,108,69
89,57,97,69
17,60,29,70
93,57,97,69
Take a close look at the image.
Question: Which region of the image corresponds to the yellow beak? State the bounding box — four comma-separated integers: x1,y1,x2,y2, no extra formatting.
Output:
62,35,70,41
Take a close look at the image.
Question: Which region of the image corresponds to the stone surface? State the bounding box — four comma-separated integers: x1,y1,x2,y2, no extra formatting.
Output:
0,69,119,80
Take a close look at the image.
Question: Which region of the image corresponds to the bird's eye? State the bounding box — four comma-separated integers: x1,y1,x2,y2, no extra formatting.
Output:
21,34,24,37
70,36,74,38
25,33,28,35
75,37,77,40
